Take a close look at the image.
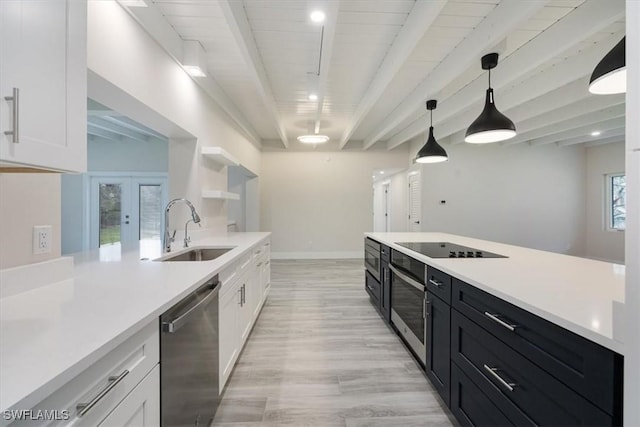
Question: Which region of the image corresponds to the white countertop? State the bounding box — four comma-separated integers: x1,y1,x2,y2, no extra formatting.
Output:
366,232,625,354
0,232,270,414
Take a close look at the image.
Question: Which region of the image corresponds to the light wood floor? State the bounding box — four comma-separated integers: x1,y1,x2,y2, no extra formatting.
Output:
211,259,456,427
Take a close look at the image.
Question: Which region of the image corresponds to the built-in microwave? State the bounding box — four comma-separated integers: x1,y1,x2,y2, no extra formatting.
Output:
364,238,381,282
390,250,426,365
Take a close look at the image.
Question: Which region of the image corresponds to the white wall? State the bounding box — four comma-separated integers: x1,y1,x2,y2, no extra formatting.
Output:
0,174,61,269
585,141,625,263
410,139,587,255
261,149,408,258
88,137,168,172
87,0,261,233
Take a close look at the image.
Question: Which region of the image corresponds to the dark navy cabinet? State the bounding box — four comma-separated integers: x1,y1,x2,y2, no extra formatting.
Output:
362,241,623,426
425,292,451,406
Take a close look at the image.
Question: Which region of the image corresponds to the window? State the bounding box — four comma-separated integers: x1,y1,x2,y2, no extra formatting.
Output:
607,173,626,231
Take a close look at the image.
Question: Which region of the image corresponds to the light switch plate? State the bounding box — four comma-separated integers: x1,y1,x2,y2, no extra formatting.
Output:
33,225,52,254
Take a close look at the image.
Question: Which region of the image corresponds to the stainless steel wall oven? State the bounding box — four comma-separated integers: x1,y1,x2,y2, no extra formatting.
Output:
390,250,426,365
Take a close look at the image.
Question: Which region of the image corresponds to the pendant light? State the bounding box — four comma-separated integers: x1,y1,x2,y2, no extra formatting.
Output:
589,37,626,95
465,53,516,143
415,100,448,163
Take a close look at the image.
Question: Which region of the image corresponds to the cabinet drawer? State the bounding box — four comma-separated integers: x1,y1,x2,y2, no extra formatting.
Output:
451,363,514,427
16,321,159,426
365,270,381,306
451,278,622,415
219,252,252,295
380,244,390,262
451,310,613,426
426,266,452,304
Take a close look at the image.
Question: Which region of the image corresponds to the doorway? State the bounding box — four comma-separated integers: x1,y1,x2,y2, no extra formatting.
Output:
89,174,168,249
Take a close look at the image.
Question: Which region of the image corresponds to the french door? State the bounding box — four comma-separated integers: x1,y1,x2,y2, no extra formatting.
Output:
89,174,168,249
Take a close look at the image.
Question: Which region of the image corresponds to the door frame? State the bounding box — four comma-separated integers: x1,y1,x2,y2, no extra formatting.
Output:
408,171,421,231
87,172,168,249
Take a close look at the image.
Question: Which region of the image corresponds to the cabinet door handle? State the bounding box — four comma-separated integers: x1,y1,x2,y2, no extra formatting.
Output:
425,299,431,317
238,287,243,306
428,279,443,288
4,87,19,143
483,364,516,392
241,284,246,305
484,312,518,332
76,369,130,416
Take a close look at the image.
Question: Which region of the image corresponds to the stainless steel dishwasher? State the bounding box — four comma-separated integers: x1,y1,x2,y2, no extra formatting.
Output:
160,275,220,426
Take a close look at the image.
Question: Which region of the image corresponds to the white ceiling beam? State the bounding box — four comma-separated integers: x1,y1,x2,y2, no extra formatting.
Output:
361,0,549,150
557,131,625,148
88,117,150,142
498,103,625,146
102,116,166,139
87,125,123,142
117,1,262,147
314,1,340,136
530,117,625,146
87,110,124,118
391,29,625,149
219,0,289,148
384,0,625,150
338,0,448,149
583,136,625,148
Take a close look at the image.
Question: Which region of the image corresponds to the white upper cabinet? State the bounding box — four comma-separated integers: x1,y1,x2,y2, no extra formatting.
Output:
0,0,87,172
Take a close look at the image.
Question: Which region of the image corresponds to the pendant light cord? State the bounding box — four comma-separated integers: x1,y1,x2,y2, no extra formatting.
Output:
488,67,491,89
430,109,433,127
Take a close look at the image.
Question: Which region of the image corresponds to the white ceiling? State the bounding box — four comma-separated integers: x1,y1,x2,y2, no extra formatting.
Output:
129,0,625,151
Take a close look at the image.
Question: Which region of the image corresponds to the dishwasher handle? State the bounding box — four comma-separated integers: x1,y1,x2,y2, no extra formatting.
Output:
162,281,219,333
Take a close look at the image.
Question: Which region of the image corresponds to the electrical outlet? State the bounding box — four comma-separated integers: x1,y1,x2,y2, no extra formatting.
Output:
33,225,52,254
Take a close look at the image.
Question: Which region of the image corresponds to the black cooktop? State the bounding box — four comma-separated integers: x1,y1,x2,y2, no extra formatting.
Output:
396,242,507,259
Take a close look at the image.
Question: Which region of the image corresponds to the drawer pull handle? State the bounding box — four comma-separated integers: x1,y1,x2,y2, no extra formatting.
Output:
483,364,516,392
77,369,130,416
428,279,443,288
484,312,518,332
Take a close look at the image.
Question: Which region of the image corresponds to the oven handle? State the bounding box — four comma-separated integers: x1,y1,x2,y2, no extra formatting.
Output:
389,264,424,291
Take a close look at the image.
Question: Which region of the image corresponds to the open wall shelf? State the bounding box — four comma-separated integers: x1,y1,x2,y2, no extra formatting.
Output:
201,190,240,200
201,147,240,167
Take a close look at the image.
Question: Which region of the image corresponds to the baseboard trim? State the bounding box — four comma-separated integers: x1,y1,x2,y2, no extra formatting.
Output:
271,251,363,260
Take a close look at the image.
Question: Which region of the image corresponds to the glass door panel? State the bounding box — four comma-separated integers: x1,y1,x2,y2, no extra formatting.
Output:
138,184,162,241
99,183,124,246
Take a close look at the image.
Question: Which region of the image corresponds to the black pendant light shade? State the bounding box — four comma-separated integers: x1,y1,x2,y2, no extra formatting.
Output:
465,53,516,144
416,100,448,164
589,37,626,95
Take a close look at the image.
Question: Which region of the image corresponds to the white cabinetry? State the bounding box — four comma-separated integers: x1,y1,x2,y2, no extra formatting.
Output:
7,322,159,427
218,239,271,392
0,0,87,172
97,366,160,427
218,276,242,389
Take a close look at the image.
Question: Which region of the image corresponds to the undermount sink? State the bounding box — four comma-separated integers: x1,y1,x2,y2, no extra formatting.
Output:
156,247,235,262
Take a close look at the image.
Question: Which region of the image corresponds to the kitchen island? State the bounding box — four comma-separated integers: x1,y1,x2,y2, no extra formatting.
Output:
0,232,270,425
366,232,625,426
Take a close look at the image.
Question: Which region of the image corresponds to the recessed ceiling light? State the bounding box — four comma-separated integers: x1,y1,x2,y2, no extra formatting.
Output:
380,171,384,174
310,10,325,23
297,134,329,144
591,131,602,136
117,0,147,7
308,93,318,101
183,66,206,77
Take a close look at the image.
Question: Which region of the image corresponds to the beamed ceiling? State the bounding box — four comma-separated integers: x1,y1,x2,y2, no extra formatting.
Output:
122,0,626,151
